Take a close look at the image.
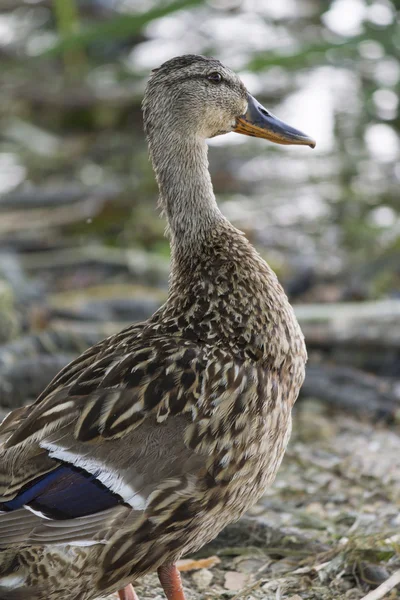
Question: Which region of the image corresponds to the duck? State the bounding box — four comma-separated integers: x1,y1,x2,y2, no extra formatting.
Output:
0,55,315,600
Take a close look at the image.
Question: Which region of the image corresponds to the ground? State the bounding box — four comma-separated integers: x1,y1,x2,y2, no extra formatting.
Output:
102,399,400,600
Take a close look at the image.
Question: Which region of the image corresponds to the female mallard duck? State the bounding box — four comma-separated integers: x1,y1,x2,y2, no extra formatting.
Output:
0,55,315,600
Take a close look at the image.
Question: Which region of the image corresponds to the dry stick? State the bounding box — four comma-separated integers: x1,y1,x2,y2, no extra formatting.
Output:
230,579,265,600
360,569,400,600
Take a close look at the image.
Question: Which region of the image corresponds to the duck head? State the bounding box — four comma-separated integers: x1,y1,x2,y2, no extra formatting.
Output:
143,54,315,148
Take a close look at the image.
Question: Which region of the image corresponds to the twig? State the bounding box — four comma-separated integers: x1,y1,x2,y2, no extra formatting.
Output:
230,579,265,600
360,569,400,600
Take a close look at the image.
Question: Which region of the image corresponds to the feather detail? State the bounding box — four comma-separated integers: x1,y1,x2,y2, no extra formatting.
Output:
0,465,126,519
0,505,129,547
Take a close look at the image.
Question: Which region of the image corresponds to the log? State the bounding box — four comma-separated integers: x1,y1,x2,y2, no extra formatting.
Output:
20,246,170,286
0,329,103,368
1,302,399,416
0,197,106,234
301,363,400,421
295,300,400,350
0,183,121,210
0,354,73,407
0,329,104,408
295,300,400,375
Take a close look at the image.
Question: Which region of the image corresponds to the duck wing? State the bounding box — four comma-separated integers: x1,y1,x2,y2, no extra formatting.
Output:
0,322,249,553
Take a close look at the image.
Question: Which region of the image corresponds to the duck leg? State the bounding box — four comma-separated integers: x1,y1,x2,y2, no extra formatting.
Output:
157,564,186,600
118,584,140,600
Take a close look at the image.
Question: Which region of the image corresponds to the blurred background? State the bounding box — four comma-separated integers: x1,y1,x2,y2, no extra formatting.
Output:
0,1,400,599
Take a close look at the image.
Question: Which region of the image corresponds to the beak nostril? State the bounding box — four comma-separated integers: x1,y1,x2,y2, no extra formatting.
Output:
259,107,271,117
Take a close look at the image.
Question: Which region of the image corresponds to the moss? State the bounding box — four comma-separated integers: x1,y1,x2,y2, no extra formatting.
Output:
0,281,20,343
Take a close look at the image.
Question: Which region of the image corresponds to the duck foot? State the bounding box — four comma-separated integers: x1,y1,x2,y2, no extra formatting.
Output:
157,564,186,600
118,584,140,600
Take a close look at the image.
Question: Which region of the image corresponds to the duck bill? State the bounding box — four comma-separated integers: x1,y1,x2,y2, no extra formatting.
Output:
234,94,316,148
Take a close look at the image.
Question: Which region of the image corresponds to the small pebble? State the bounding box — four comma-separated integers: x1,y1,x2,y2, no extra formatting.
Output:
358,562,390,587
192,568,213,590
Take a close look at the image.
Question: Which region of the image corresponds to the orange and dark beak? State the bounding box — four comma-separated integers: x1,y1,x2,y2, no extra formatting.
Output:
234,94,316,148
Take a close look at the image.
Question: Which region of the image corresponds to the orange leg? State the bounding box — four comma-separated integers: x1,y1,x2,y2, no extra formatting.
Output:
157,564,186,600
118,584,140,600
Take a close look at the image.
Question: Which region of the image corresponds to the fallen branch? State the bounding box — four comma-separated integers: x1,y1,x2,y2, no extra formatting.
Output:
360,569,400,600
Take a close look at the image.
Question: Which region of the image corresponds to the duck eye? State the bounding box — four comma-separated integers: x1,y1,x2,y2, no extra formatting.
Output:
207,72,223,84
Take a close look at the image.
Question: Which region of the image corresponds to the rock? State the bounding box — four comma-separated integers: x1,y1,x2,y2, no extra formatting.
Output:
224,571,250,591
357,562,390,588
191,568,213,590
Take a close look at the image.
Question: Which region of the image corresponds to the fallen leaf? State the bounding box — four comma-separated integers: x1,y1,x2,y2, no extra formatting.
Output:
176,556,220,572
224,571,250,591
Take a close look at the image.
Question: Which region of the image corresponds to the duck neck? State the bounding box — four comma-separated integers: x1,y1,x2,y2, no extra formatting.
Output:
148,134,224,255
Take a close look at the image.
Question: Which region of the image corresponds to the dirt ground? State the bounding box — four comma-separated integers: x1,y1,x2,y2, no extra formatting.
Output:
102,398,400,600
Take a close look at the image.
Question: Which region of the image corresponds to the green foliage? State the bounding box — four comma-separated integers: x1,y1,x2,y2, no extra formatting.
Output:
53,0,80,37
46,0,203,57
53,0,87,77
247,21,399,76
247,39,359,72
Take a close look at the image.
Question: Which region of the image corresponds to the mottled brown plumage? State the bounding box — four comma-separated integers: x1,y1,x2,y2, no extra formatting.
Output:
0,55,314,600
